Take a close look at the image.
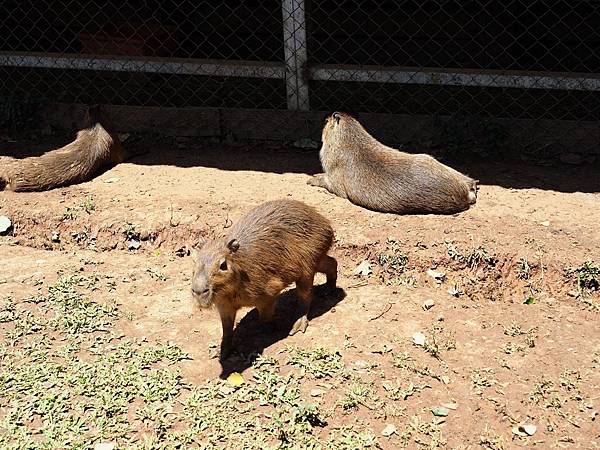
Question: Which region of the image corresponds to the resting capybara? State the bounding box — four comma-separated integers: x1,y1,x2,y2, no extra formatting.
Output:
0,105,126,192
191,199,337,360
307,112,478,214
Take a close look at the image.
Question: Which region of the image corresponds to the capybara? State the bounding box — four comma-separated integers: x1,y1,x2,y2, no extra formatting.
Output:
0,105,126,192
191,199,337,360
307,112,478,214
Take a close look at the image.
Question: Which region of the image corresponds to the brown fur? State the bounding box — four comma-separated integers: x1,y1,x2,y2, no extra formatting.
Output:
191,199,337,360
308,112,478,214
0,105,126,192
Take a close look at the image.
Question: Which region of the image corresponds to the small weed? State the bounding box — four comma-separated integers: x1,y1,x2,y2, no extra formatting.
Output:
529,379,556,404
147,267,168,282
466,247,497,269
502,342,524,355
516,258,534,280
420,326,456,359
479,432,505,450
287,346,346,379
377,238,408,272
445,241,497,269
60,196,95,221
471,369,494,389
393,352,443,381
566,260,599,292
382,380,428,401
401,415,447,449
340,384,372,410
61,207,78,221
503,322,523,336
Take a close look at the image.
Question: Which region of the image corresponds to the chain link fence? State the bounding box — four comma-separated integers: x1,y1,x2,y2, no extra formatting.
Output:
1,1,600,159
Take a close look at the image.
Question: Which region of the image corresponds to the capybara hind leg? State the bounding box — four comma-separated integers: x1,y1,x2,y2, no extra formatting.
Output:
317,255,337,290
290,274,315,336
216,303,236,361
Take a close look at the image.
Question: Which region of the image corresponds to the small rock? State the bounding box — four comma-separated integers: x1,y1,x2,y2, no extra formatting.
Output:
354,260,372,277
426,268,445,282
105,177,120,184
293,138,320,149
540,220,550,227
522,424,537,436
127,239,141,250
422,299,435,310
441,375,450,384
0,216,12,234
94,444,116,450
441,402,458,410
431,406,450,417
310,389,325,397
447,284,460,297
51,231,60,243
381,424,397,437
354,360,369,369
412,332,426,346
560,152,583,165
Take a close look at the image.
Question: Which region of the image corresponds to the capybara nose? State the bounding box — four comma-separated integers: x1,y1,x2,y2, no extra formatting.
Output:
192,286,209,296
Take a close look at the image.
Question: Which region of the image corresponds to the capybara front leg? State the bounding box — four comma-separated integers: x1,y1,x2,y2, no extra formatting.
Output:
307,173,347,199
216,303,236,361
307,173,332,190
290,275,315,336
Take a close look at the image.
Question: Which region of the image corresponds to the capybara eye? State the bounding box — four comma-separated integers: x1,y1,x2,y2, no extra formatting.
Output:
219,260,228,271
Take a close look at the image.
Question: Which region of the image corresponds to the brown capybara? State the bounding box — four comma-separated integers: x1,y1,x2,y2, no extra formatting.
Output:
191,199,337,360
307,112,478,214
0,105,126,192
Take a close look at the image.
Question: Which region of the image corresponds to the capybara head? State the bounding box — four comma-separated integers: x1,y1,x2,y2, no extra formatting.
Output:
322,111,367,146
191,238,241,308
83,104,115,130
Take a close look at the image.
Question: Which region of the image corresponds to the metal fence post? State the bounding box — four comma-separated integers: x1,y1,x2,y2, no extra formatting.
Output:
282,0,310,111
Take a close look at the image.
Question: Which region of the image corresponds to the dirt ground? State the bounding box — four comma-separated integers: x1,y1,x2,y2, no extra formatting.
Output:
1,138,599,449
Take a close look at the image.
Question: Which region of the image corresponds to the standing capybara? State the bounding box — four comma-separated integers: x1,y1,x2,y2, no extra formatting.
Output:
307,112,478,214
0,105,126,192
191,199,337,360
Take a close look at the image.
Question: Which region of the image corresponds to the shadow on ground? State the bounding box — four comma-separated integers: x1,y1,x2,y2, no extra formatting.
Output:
1,137,598,193
218,284,347,378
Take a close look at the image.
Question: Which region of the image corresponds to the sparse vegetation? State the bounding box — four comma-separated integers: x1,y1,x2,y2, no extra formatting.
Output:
516,258,535,280
61,196,96,221
444,241,497,269
287,346,346,379
566,260,599,293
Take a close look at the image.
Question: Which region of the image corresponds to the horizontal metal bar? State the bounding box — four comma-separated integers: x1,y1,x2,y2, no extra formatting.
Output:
0,52,285,79
3,52,600,92
310,64,600,92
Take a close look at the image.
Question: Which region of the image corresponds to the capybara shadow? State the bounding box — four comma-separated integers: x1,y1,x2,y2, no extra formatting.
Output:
218,284,346,378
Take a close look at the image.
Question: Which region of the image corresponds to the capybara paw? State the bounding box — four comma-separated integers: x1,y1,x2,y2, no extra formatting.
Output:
306,176,319,186
289,315,308,336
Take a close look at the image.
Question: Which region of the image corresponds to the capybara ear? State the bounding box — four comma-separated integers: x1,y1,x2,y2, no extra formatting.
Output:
332,112,341,124
227,239,240,253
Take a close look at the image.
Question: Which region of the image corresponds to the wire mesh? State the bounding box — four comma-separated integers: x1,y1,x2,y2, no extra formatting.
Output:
1,0,600,157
